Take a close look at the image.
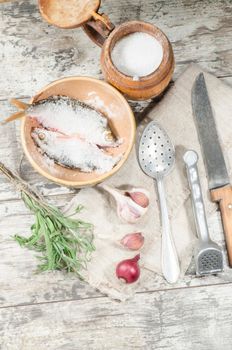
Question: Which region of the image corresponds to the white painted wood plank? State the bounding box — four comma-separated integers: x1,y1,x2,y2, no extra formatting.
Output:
1,283,232,350
0,2,231,306
0,2,231,346
0,194,231,307
0,0,231,200
0,194,103,306
0,72,231,202
0,0,231,99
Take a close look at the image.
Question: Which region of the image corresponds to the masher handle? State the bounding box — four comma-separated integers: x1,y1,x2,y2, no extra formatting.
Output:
157,178,180,284
183,150,210,242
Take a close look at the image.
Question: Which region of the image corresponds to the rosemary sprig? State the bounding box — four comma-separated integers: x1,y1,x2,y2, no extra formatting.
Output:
0,162,95,278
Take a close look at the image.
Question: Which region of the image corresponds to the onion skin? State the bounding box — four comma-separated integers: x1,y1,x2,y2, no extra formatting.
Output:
116,254,140,284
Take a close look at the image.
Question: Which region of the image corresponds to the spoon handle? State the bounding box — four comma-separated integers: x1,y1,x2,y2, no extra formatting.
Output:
157,178,180,283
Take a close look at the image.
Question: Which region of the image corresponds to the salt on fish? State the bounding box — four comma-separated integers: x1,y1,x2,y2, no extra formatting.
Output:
26,96,120,148
32,128,122,174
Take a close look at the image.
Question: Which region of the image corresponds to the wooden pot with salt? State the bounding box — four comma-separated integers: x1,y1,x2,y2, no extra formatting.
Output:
39,0,174,100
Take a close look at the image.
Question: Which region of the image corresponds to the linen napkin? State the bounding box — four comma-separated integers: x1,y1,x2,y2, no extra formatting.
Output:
63,64,232,300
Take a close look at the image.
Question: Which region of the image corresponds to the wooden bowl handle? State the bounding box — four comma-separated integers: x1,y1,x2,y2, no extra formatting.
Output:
82,11,115,47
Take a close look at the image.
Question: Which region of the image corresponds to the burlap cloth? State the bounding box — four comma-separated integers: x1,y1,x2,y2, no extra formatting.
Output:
63,64,232,300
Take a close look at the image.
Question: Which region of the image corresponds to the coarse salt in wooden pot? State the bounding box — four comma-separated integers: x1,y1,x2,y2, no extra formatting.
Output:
101,21,174,100
38,0,175,101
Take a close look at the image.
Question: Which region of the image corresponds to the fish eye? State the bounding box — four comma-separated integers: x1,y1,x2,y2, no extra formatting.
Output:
38,133,45,140
105,130,114,141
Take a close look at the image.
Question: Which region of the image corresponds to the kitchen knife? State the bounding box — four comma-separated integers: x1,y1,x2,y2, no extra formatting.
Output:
192,73,232,266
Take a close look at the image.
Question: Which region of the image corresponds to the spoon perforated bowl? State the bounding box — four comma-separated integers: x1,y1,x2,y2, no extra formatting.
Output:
139,122,175,178
138,121,180,283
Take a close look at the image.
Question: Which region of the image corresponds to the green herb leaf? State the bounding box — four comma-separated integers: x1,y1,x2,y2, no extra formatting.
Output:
15,193,94,278
0,162,94,280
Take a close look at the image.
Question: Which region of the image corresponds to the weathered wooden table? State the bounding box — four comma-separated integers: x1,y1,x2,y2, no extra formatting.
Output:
0,1,232,349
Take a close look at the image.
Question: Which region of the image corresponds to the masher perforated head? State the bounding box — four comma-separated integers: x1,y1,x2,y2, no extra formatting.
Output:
138,121,175,179
195,244,223,276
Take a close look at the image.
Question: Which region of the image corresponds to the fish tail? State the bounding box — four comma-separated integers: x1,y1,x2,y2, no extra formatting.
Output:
10,98,29,111
1,111,26,125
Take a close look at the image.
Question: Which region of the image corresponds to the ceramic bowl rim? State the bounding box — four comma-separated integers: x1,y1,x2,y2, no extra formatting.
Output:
21,76,136,187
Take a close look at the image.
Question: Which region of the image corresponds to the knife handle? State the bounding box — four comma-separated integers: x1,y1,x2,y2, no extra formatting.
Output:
211,185,232,267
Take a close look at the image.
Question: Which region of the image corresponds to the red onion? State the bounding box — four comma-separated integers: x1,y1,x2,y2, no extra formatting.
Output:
116,254,140,283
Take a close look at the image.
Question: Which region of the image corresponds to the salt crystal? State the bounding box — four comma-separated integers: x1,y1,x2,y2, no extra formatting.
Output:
111,32,163,78
28,96,119,148
32,129,121,174
133,76,140,81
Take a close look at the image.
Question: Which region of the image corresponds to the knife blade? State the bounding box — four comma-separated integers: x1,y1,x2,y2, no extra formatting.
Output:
192,73,229,190
192,72,232,266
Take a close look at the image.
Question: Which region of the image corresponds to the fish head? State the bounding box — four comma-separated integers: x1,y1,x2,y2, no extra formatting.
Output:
31,128,55,147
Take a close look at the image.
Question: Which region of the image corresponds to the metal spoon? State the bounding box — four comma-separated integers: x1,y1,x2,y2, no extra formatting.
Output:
138,121,180,283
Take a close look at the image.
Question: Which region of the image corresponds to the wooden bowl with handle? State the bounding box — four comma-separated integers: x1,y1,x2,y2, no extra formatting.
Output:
38,0,174,100
21,77,136,188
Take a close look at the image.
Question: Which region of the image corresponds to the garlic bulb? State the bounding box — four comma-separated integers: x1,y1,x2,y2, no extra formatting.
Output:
101,185,149,223
120,232,144,250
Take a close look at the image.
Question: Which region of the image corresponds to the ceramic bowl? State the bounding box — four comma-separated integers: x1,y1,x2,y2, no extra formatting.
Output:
21,77,136,187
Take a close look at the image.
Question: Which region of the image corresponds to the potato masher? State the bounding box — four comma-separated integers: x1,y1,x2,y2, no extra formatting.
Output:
183,150,223,275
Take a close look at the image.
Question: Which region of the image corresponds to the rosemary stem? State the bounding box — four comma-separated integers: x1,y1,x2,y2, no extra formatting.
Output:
0,161,94,276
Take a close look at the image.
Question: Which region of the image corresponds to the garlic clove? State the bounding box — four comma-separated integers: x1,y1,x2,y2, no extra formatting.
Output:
117,197,143,223
120,232,144,250
100,185,149,223
125,188,149,208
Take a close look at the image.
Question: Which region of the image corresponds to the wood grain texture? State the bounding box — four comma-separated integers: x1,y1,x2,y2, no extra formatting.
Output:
0,0,232,347
0,96,231,308
0,195,231,308
101,21,174,100
0,0,232,99
211,185,232,267
1,283,232,350
38,0,100,29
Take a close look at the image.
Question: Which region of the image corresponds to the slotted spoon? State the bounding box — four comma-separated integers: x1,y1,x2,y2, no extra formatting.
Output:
138,121,180,283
